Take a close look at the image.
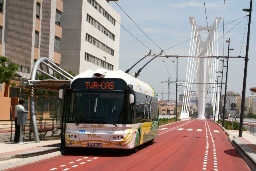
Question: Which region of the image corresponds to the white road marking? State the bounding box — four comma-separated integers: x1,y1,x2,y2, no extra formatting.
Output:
159,128,168,130
187,129,193,131
197,129,202,131
54,157,99,171
214,130,219,133
177,128,184,130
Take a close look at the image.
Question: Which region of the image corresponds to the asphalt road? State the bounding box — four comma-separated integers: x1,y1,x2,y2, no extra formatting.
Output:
5,119,250,171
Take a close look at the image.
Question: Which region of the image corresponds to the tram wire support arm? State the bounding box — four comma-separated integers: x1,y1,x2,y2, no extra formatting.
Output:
134,50,163,78
125,50,152,74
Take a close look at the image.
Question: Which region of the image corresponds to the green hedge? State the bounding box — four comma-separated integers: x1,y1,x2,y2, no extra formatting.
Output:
217,120,246,130
159,118,178,126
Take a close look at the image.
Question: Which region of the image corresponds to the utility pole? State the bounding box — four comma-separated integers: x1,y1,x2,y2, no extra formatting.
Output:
175,57,178,122
239,0,252,137
222,38,234,127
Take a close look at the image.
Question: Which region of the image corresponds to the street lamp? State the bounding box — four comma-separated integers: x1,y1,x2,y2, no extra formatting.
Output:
222,38,234,127
218,62,224,122
175,57,178,122
214,75,221,121
239,0,252,137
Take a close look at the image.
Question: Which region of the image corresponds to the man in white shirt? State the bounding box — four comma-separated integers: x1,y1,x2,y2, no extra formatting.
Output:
14,98,25,143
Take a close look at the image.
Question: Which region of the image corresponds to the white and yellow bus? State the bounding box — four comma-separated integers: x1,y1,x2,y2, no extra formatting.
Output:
60,69,159,151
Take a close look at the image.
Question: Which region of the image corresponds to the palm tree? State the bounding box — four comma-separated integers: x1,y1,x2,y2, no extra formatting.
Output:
0,56,18,97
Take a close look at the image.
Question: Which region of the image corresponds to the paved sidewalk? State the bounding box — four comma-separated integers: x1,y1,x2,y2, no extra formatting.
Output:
0,139,60,161
225,129,256,170
0,122,256,171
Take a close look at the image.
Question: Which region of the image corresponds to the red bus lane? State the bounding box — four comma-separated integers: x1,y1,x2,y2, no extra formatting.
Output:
206,121,250,171
6,120,250,171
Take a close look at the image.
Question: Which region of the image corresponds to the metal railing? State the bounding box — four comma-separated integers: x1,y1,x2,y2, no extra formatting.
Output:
0,118,61,143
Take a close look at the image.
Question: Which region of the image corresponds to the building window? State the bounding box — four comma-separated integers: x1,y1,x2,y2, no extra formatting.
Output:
18,65,30,73
85,33,114,56
85,52,113,70
0,0,4,13
35,31,39,47
55,10,61,26
86,14,115,41
54,36,60,52
36,2,40,19
0,26,2,43
87,0,116,26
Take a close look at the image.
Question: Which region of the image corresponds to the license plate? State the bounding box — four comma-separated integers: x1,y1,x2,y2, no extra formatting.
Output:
87,143,102,148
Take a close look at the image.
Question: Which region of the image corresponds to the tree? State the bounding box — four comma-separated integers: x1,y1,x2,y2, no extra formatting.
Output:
0,56,19,97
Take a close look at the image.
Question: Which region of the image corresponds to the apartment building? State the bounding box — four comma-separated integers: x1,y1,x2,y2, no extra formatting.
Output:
60,0,120,74
0,0,63,120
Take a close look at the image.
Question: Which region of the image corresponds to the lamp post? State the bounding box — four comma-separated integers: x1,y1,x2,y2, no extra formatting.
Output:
175,57,178,122
222,38,234,127
215,75,221,121
239,0,252,137
218,61,224,122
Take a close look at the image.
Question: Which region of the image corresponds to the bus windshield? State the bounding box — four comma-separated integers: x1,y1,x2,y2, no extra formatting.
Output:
69,92,125,124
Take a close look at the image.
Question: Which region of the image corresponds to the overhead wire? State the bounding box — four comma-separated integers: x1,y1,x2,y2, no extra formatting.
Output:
239,18,248,56
164,15,247,52
197,16,247,58
204,2,209,27
115,20,152,52
188,15,246,81
114,1,173,78
114,2,164,53
114,1,246,57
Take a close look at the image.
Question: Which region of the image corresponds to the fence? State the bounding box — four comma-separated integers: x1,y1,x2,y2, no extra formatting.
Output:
0,115,61,143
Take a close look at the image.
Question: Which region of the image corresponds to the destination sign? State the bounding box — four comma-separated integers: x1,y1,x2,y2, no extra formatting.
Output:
72,78,127,91
85,81,114,90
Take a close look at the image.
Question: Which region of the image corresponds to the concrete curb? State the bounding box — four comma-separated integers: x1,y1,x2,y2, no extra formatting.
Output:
15,147,60,158
231,138,256,171
213,121,256,171
0,147,60,161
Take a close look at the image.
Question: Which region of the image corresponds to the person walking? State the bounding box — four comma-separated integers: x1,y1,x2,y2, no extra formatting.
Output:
14,98,25,143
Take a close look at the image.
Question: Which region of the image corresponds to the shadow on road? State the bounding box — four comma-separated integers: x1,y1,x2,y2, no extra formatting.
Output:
60,141,154,157
224,149,243,158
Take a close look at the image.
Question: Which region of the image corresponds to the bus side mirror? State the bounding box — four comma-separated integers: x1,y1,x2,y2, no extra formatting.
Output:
130,94,135,104
59,89,63,99
127,84,136,105
59,84,70,99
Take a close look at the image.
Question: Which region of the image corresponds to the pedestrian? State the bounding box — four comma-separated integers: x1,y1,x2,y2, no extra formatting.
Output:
14,98,25,143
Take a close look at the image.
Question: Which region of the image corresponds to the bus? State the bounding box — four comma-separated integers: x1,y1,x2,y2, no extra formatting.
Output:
60,69,159,151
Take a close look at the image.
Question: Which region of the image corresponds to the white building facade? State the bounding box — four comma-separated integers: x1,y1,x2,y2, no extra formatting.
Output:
60,0,120,75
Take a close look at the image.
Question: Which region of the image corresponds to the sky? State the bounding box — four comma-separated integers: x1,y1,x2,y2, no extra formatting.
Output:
109,0,256,102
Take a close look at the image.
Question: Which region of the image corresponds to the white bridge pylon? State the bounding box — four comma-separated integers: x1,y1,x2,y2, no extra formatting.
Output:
180,17,221,120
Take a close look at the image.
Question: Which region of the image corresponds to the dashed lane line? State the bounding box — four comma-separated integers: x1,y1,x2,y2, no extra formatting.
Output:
49,156,98,170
